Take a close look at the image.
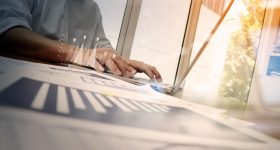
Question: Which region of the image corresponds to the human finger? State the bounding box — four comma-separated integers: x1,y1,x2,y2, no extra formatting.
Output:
149,66,162,82
142,66,159,81
95,48,117,65
144,68,162,82
93,60,105,72
112,55,136,78
104,59,122,76
126,60,162,82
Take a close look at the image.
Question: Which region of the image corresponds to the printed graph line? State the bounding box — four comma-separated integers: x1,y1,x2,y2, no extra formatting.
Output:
0,77,262,142
57,86,70,114
140,102,161,113
118,98,140,111
70,88,86,110
107,96,132,112
151,104,169,113
130,100,152,113
94,93,113,107
83,91,107,113
31,83,49,110
31,83,170,115
2,78,171,116
80,76,145,93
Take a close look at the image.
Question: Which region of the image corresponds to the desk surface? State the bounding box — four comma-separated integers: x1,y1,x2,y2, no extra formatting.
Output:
0,56,279,150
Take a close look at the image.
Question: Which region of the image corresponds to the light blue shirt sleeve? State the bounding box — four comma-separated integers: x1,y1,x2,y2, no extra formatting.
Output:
0,0,113,49
93,15,113,49
0,0,33,36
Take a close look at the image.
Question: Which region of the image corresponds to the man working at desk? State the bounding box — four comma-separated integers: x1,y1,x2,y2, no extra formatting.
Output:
0,0,162,82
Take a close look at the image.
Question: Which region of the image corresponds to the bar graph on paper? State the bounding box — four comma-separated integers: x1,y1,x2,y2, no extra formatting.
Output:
0,77,259,141
81,76,148,93
0,78,170,118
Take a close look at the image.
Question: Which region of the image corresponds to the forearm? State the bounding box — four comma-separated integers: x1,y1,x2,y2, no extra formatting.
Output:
0,27,74,63
0,27,162,81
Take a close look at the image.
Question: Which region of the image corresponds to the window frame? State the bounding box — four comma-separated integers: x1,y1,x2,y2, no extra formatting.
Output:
116,0,143,58
117,0,199,85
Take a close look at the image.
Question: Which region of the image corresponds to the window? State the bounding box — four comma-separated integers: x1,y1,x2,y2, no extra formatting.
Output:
248,0,280,107
128,0,192,84
180,0,267,108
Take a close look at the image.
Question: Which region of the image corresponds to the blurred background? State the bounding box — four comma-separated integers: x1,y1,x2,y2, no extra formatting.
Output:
95,0,280,110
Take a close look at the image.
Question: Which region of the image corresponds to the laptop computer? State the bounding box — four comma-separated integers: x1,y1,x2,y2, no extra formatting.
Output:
114,0,233,95
67,0,233,95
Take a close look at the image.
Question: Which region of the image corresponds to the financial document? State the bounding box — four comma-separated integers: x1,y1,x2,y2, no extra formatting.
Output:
0,56,279,150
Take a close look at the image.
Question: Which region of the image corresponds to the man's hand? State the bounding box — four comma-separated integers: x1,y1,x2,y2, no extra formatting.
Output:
1,27,162,82
93,48,136,78
124,59,162,82
79,48,162,82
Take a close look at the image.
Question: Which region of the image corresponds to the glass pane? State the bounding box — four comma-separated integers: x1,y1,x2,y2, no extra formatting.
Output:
181,0,267,109
129,0,192,84
190,0,230,62
94,0,127,48
249,0,280,108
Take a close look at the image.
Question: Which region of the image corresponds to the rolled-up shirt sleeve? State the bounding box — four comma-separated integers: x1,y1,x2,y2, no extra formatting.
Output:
0,0,32,36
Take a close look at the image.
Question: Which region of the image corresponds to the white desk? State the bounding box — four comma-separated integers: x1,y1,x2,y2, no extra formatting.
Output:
0,56,279,150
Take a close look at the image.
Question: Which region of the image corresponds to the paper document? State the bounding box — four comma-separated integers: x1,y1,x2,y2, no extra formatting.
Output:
0,56,279,150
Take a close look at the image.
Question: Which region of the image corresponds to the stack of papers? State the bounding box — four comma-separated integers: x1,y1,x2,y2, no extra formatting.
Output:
0,56,279,150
